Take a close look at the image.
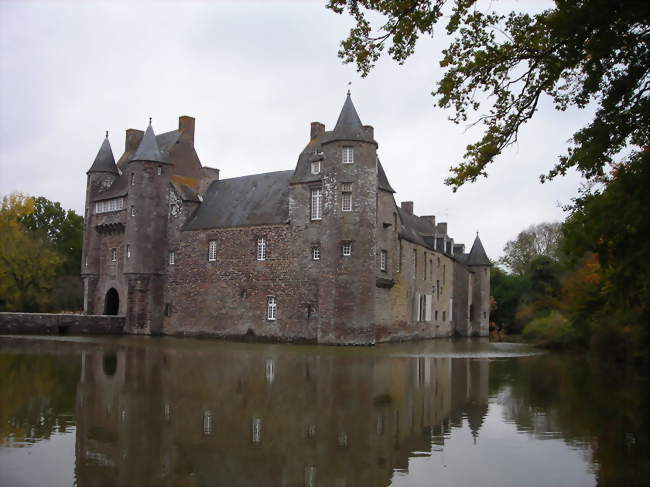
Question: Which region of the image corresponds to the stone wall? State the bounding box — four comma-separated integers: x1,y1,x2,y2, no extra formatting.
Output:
0,312,125,335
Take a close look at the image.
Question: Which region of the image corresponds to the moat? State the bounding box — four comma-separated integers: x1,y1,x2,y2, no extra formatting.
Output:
0,336,647,487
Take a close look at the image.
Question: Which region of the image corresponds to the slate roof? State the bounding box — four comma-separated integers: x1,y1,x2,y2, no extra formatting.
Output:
132,124,167,163
184,171,293,230
87,136,118,174
377,160,395,193
466,234,491,266
94,172,129,201
320,93,376,144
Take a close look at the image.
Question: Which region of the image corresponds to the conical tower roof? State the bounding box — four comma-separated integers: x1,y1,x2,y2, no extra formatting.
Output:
325,92,374,143
467,233,491,266
87,134,118,174
132,121,166,163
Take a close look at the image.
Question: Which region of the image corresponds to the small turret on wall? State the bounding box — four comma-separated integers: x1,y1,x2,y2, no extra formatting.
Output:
466,233,491,337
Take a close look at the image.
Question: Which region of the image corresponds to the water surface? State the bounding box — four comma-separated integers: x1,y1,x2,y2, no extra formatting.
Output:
0,335,647,486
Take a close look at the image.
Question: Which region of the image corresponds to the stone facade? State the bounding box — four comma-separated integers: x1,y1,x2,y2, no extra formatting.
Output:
82,94,491,344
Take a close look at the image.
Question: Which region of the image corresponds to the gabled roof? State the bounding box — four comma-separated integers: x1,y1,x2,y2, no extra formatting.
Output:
132,123,167,164
321,93,375,144
87,135,118,174
184,171,293,230
466,234,491,266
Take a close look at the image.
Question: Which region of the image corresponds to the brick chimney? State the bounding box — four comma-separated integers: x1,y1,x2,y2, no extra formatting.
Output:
436,222,447,236
179,116,195,145
311,122,325,140
363,125,374,140
401,201,414,215
125,129,144,153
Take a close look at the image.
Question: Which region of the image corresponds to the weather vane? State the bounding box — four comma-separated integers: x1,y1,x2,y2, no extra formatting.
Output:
105,130,109,138
347,81,351,95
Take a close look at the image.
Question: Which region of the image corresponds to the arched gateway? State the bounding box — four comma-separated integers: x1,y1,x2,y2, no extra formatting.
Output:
104,288,120,315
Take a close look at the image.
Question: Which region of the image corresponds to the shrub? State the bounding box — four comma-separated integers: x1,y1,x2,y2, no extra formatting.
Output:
522,311,578,349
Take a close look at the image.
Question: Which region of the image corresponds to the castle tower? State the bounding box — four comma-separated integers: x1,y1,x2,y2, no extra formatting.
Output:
82,133,119,313
314,93,379,344
123,121,172,334
466,233,491,336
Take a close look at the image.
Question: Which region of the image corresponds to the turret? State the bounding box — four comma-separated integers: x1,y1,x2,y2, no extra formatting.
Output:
122,121,172,333
317,92,379,344
82,133,118,312
467,233,491,336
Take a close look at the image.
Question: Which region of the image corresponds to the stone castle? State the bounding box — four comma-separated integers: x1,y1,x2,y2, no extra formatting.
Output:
81,93,491,344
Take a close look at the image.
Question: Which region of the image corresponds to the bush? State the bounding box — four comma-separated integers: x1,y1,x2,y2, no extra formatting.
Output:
522,311,578,349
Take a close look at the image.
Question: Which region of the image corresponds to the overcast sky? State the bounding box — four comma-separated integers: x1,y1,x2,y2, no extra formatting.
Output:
0,0,590,260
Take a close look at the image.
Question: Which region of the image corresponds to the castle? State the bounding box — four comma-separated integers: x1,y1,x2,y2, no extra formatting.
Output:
81,93,491,344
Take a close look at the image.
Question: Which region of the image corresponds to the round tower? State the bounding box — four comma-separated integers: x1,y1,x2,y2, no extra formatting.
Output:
82,133,119,313
316,92,379,344
122,121,172,334
466,233,491,336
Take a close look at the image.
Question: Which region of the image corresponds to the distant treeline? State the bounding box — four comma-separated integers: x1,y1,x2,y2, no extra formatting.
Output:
0,193,83,312
490,151,650,366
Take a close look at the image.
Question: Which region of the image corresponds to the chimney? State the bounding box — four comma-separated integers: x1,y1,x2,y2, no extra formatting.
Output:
401,201,414,214
311,122,325,140
179,116,195,145
363,125,374,140
436,222,447,235
421,215,436,229
125,129,144,153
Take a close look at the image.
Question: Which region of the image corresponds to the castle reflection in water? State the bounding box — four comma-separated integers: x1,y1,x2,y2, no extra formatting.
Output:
73,340,489,487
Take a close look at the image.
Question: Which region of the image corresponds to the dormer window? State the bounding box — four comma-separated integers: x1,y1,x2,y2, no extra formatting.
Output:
342,146,354,164
311,161,320,175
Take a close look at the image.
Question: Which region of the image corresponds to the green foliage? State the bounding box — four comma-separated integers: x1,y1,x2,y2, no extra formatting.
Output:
0,193,83,312
522,310,577,348
489,266,529,333
328,0,650,190
500,222,563,275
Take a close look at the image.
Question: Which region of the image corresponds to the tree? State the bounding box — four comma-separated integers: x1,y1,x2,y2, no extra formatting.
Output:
490,266,529,333
0,194,61,311
20,196,83,275
499,222,562,275
327,0,649,190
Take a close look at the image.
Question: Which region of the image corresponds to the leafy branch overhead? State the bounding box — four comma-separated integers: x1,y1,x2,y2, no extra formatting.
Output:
327,0,650,190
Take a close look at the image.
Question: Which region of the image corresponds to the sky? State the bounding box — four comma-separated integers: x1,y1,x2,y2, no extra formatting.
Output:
0,0,591,260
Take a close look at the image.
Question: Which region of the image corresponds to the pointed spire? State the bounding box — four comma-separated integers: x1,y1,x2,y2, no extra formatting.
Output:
326,92,374,143
131,120,165,163
467,233,491,266
87,133,118,174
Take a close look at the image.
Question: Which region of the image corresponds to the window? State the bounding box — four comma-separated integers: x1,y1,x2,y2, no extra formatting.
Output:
443,265,446,284
111,248,117,262
311,161,320,175
312,246,320,260
436,280,440,299
257,237,267,261
85,255,88,267
252,418,262,444
203,410,213,436
380,250,387,271
341,183,352,212
435,310,438,321
126,244,131,259
342,242,352,256
95,197,124,214
430,259,433,280
169,250,175,265
130,173,135,186
310,188,322,220
208,240,217,261
413,249,417,277
424,255,427,280
267,296,277,320
342,146,354,164
130,206,136,216
442,311,447,321
396,241,401,272
418,295,426,321
157,166,162,176
483,311,487,319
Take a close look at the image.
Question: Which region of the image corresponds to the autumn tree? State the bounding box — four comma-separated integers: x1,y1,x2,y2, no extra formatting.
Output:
327,0,649,189
0,193,61,311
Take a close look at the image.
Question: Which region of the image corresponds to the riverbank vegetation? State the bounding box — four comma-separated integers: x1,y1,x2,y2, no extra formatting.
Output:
0,193,83,312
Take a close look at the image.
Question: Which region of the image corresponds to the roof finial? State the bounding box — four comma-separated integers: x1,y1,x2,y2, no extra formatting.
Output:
149,117,152,126
347,81,351,96
105,130,109,139
476,230,479,236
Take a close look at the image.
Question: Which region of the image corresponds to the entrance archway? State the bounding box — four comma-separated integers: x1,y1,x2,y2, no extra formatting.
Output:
104,288,119,315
